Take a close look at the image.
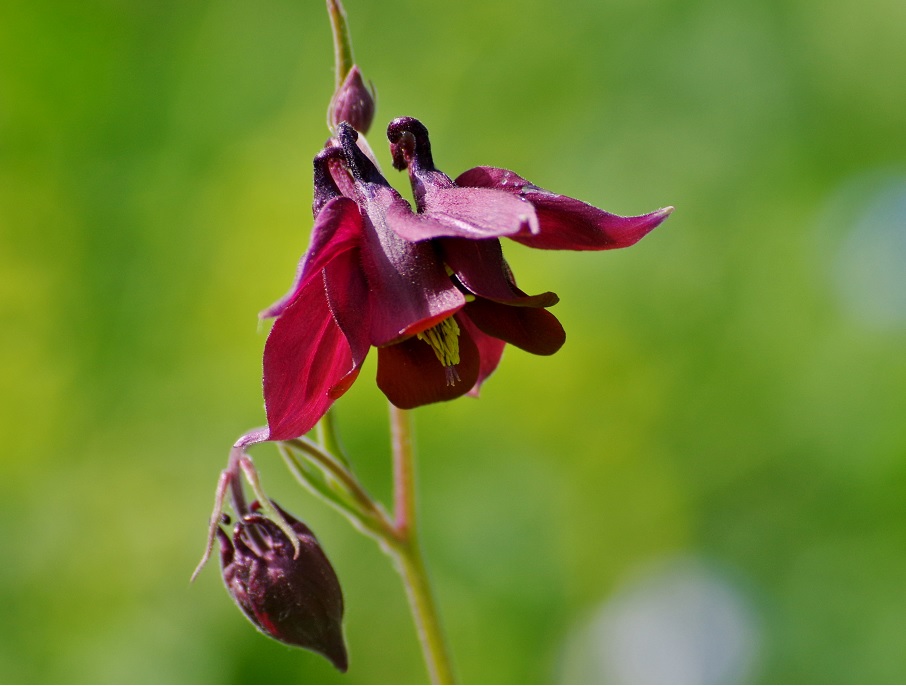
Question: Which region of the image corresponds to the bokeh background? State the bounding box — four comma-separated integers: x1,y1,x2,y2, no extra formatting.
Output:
3,0,906,682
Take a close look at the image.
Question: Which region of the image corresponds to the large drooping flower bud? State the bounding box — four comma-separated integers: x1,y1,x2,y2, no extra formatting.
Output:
217,501,347,672
328,65,375,134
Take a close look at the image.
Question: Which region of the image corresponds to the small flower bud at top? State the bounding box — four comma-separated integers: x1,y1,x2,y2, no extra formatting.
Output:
329,65,375,134
217,501,347,672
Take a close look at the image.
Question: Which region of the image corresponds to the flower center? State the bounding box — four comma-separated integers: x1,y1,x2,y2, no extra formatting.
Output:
416,317,461,386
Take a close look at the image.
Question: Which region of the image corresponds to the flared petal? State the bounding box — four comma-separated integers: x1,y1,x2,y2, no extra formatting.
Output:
464,297,565,356
335,123,466,345
457,312,506,398
455,166,673,251
324,248,371,394
384,117,539,241
383,186,539,241
260,197,363,319
263,277,363,440
375,318,480,409
439,237,559,307
356,186,466,345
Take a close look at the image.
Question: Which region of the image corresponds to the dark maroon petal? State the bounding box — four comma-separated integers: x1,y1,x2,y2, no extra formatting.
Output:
439,237,559,307
263,277,363,440
383,118,541,240
375,321,480,409
323,248,370,397
464,297,565,356
260,197,363,319
383,186,539,241
332,123,468,345
455,166,673,251
457,312,506,398
357,186,466,346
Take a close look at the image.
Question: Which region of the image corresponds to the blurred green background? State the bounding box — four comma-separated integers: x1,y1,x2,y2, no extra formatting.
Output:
3,0,906,682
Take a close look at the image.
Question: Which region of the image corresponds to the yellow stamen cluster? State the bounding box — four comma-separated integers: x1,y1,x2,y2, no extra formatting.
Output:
416,317,461,385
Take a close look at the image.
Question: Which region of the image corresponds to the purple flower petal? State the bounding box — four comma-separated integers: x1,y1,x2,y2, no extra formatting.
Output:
457,312,506,397
323,247,371,396
263,277,362,440
337,124,467,345
439,237,559,307
375,318,480,409
465,297,565,356
260,197,363,319
357,193,466,345
455,166,673,251
383,186,539,241
384,116,539,241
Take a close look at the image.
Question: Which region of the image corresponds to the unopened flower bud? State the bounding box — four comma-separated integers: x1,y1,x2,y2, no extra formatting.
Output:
217,501,347,672
329,65,375,134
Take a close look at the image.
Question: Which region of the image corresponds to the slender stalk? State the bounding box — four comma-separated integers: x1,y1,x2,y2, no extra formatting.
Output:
389,405,456,684
325,0,354,87
316,409,350,466
391,405,416,534
284,437,380,518
279,440,395,540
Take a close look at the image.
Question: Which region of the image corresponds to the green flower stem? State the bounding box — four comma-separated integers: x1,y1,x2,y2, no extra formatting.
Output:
283,436,390,530
390,539,456,685
325,0,354,88
391,404,416,534
316,409,350,466
389,405,456,684
279,440,393,539
279,444,362,518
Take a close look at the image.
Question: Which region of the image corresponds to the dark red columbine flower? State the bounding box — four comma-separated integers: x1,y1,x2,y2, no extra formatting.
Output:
257,119,672,442
217,500,347,672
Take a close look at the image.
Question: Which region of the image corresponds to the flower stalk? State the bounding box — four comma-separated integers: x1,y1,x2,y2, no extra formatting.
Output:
389,405,456,684
391,405,416,534
392,538,455,685
280,436,394,540
316,409,350,466
326,0,354,87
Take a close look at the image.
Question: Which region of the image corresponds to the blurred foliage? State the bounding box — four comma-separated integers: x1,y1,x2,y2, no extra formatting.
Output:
2,0,906,682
